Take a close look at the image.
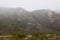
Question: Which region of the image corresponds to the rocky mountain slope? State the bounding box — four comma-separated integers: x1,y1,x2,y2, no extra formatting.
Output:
0,7,60,34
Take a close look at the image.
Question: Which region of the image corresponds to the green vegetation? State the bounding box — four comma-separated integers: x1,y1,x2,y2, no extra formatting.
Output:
0,33,60,40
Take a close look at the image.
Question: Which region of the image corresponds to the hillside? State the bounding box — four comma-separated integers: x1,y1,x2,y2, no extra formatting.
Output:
0,7,60,34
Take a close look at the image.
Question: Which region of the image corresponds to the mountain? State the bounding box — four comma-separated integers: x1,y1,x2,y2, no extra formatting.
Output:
0,7,60,34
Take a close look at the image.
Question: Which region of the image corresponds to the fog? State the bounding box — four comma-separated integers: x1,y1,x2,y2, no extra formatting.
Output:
0,0,60,11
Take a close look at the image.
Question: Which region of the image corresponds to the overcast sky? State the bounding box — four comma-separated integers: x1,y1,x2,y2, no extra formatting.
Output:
0,0,60,11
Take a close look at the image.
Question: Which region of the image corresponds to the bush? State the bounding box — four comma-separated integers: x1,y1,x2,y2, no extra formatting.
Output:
17,33,26,38
14,33,26,39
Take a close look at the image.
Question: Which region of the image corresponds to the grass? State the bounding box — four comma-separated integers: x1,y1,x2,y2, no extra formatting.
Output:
0,33,60,40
